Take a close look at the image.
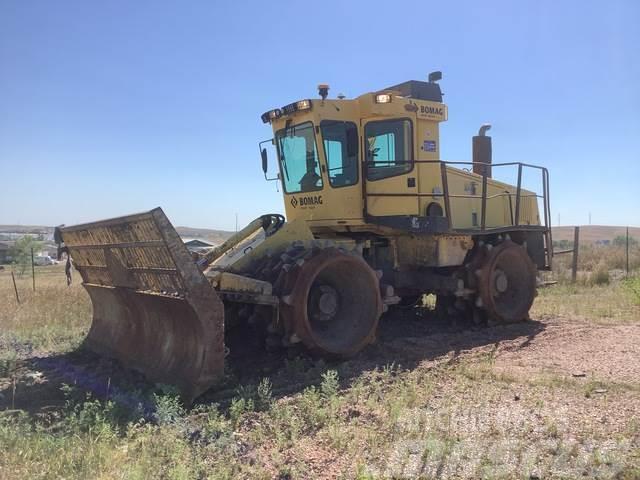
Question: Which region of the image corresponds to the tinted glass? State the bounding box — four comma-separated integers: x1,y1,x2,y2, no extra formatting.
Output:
320,120,359,187
276,122,323,193
365,119,413,180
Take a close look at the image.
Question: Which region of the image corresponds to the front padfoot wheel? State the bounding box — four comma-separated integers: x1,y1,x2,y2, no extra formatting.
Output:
280,248,383,357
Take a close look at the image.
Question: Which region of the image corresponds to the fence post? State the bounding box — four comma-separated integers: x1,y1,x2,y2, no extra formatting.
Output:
31,247,36,291
571,226,580,283
626,226,630,277
11,269,20,304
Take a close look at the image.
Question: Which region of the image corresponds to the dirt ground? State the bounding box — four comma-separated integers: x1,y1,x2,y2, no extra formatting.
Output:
1,269,639,479
7,304,638,412
493,314,640,384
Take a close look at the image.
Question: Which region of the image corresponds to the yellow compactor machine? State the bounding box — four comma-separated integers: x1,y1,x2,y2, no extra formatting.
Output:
56,73,552,400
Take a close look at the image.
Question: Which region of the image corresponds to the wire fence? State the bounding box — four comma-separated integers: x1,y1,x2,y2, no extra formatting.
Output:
2,256,69,305
549,226,639,284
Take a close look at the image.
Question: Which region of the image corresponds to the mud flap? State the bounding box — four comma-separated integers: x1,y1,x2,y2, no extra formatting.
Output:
58,208,224,401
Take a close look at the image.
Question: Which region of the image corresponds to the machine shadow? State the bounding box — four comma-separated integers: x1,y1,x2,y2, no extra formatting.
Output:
209,309,546,405
0,310,545,416
0,348,155,417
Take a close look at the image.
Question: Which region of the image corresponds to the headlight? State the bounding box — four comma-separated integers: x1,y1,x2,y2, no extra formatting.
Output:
295,99,311,110
261,108,282,124
375,93,392,104
282,99,313,115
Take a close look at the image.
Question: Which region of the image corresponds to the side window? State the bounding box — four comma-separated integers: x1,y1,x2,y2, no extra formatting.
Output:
320,120,359,187
365,119,413,181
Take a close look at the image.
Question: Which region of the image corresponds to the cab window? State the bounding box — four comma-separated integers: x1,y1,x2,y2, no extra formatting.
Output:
320,120,359,187
275,122,323,194
365,119,413,180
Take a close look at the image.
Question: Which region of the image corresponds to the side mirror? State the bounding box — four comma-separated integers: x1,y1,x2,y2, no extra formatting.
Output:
261,148,268,174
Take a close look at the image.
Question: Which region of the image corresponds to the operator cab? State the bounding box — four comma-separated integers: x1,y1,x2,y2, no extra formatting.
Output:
260,73,448,230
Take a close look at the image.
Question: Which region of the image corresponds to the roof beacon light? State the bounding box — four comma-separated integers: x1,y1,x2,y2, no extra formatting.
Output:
318,84,329,100
375,93,392,104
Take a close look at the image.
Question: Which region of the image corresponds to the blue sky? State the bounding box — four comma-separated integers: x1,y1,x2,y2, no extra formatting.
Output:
1,0,638,230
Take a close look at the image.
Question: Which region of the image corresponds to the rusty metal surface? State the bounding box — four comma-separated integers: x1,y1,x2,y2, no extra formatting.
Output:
476,240,536,323
281,249,382,356
59,208,225,401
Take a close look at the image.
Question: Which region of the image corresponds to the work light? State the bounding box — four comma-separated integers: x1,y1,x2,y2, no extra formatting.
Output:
296,99,311,110
282,99,313,115
261,108,282,124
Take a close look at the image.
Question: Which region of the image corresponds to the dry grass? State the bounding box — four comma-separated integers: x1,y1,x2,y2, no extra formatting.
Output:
0,261,639,478
533,280,640,324
549,243,640,285
0,264,91,352
5,348,637,479
538,241,640,322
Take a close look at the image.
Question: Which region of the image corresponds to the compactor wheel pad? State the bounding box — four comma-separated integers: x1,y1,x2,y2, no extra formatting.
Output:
281,249,383,357
476,240,537,323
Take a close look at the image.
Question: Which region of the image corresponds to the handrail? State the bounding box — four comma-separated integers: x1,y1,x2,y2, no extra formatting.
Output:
365,158,549,171
365,191,543,200
363,159,551,232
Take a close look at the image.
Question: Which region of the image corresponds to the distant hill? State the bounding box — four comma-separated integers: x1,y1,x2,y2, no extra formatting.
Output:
2,224,636,246
0,225,53,234
0,224,233,245
174,226,234,245
552,225,640,243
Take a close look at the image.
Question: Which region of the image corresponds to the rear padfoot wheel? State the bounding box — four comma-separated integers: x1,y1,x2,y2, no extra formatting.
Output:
475,240,537,324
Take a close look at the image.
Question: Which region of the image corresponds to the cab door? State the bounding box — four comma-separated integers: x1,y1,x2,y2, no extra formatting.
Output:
314,119,362,222
363,116,419,218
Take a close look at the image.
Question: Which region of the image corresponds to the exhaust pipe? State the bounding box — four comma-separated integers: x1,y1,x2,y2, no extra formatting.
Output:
472,124,492,178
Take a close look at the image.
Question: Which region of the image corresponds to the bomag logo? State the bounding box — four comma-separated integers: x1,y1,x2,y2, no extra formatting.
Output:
420,105,443,116
291,195,323,208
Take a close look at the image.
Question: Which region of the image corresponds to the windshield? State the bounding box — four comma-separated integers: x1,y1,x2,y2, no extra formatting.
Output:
276,122,323,194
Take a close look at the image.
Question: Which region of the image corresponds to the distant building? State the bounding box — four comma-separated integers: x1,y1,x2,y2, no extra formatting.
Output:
0,237,59,263
0,241,15,264
183,238,215,253
40,241,60,259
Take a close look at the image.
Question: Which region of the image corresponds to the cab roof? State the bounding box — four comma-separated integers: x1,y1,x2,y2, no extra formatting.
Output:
384,80,443,103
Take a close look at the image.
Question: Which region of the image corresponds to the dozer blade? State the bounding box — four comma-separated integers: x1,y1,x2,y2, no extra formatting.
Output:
58,207,224,401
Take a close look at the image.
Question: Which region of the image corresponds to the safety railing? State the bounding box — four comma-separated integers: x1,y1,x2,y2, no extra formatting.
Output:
363,160,551,234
